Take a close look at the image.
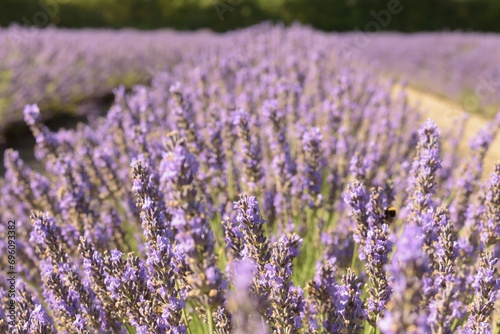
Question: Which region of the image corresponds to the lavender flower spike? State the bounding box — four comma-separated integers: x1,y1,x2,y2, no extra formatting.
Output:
161,132,228,328
481,162,500,247
379,224,430,334
234,194,271,269
14,281,55,334
298,127,323,207
306,257,338,333
344,180,369,248
335,268,365,334
131,161,186,333
428,206,462,334
227,258,269,334
451,123,497,229
364,210,393,324
262,233,304,333
461,252,500,333
232,108,264,192
23,104,59,161
406,118,441,227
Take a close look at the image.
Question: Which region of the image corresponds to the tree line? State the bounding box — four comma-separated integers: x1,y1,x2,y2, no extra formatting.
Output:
1,0,499,32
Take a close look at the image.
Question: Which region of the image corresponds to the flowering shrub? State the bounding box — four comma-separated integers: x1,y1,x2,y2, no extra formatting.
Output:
0,24,499,333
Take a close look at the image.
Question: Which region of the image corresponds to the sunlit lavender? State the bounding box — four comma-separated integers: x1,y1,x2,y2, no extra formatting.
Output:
0,24,499,334
0,26,221,131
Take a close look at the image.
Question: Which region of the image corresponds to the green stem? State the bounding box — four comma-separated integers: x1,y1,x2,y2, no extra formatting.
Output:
206,306,214,334
373,315,380,334
451,318,459,332
228,165,234,200
283,196,290,232
183,307,193,334
362,319,374,334
176,281,192,334
351,242,359,269
306,209,320,279
125,324,135,334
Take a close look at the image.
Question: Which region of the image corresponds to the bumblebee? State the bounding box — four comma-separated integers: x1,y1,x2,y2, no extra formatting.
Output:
384,206,397,223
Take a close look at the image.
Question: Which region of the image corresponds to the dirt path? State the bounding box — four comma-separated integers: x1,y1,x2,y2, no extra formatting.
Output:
394,85,500,178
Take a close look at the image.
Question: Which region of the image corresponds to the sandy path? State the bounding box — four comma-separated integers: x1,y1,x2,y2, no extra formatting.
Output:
393,84,500,178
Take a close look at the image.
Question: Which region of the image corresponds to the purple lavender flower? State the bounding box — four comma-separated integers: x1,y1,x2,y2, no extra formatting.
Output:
262,234,304,333
263,98,296,225
461,252,500,333
169,83,203,154
101,249,166,333
344,180,369,246
234,194,270,268
131,160,172,247
222,216,244,265
321,217,356,270
30,212,123,333
346,184,393,324
364,221,393,325
14,281,55,334
227,258,269,334
3,149,57,215
39,258,89,331
405,119,441,227
4,24,500,334
428,206,463,334
335,268,365,334
131,160,188,333
402,119,443,280
203,110,228,202
306,257,338,333
481,162,500,247
379,224,430,334
160,132,228,330
451,123,498,229
232,108,264,193
299,127,324,208
23,104,59,162
349,151,370,183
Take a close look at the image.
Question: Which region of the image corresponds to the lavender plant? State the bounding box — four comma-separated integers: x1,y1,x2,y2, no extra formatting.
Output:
0,24,499,334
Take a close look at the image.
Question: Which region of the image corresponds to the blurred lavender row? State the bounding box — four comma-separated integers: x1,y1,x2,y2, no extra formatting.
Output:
344,32,500,111
2,25,500,134
0,23,499,333
0,25,222,131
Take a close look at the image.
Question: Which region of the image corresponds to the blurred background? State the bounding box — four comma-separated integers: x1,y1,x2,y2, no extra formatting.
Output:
1,0,500,32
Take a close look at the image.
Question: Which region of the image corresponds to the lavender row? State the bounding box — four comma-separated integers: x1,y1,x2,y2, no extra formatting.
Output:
343,32,500,111
2,26,499,133
0,25,222,131
0,24,499,333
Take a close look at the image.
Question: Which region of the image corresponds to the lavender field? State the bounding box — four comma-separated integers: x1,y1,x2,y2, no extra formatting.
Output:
0,26,222,131
349,32,500,115
0,24,499,334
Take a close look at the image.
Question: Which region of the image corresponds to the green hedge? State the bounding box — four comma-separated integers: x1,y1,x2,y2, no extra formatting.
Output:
1,0,499,32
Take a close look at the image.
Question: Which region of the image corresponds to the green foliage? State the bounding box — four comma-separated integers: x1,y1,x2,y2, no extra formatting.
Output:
1,0,500,32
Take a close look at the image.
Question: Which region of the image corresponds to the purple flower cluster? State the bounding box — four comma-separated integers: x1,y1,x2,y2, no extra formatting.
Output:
0,24,499,333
